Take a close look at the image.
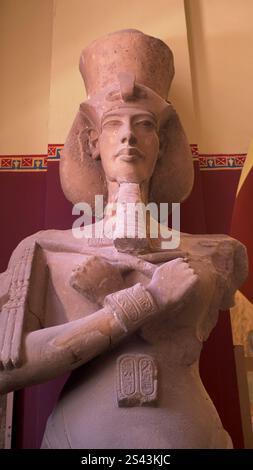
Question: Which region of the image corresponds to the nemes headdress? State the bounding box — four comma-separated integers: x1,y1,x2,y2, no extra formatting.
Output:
60,29,194,207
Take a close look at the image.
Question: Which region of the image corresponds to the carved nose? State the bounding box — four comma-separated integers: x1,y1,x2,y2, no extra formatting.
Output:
121,131,137,145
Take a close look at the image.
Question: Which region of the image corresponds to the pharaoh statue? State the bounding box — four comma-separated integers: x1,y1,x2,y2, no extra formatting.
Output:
0,30,248,448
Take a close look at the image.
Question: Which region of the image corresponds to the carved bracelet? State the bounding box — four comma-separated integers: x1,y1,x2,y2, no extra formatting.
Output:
103,283,157,333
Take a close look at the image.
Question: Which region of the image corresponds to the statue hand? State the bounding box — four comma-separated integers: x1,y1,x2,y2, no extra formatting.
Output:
146,258,198,312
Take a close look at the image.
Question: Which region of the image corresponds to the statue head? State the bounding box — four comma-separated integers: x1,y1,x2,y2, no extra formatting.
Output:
60,29,194,208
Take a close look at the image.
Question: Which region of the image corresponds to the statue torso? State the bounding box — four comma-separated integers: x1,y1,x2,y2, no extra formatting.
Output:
31,228,239,449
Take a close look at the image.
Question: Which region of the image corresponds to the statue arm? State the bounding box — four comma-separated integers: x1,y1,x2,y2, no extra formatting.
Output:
195,237,249,342
0,257,198,394
0,283,158,394
0,271,11,309
213,238,248,310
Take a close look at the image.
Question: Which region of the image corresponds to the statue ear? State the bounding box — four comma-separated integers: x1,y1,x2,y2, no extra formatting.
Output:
157,102,174,160
60,103,107,208
87,128,100,160
158,125,167,160
150,106,194,205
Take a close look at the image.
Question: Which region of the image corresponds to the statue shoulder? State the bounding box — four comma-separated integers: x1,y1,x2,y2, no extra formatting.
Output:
0,230,51,304
6,228,82,267
7,229,57,268
210,235,248,310
182,232,248,309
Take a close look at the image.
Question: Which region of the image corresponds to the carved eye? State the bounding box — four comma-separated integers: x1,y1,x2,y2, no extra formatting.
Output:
135,120,155,130
102,120,122,129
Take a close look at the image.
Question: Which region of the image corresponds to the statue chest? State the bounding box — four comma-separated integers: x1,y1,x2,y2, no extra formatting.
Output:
43,250,149,327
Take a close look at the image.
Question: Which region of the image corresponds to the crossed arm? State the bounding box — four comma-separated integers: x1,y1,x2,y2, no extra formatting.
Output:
0,250,197,394
0,283,157,393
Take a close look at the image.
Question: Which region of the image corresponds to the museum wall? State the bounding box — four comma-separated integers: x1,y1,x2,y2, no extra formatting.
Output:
0,0,252,448
0,0,53,272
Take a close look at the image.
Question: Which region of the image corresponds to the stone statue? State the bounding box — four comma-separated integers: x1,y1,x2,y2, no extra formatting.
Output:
0,30,248,448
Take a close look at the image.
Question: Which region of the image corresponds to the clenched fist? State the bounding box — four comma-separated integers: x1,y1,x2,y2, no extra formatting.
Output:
146,258,198,312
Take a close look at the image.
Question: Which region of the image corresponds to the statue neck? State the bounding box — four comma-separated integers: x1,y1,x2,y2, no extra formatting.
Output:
106,180,149,205
103,180,153,253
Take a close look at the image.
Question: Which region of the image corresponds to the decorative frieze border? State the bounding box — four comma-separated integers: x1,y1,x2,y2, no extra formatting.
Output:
47,144,63,161
0,144,246,172
199,154,246,171
0,155,47,172
190,144,199,160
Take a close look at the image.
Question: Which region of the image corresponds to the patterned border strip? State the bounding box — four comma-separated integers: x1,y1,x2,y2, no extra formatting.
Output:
0,144,62,172
0,155,47,172
190,144,199,160
0,145,246,172
199,154,246,170
47,144,63,161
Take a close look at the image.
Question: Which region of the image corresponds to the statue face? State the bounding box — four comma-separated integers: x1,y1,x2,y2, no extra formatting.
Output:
98,107,160,184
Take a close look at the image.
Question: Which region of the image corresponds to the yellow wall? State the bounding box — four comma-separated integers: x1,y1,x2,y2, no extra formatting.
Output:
185,0,253,153
1,0,253,155
0,0,53,154
48,0,195,144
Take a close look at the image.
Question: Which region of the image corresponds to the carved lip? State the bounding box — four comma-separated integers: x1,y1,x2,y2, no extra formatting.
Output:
116,147,143,162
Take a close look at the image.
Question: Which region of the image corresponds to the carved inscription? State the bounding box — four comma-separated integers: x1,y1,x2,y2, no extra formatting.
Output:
117,354,158,407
